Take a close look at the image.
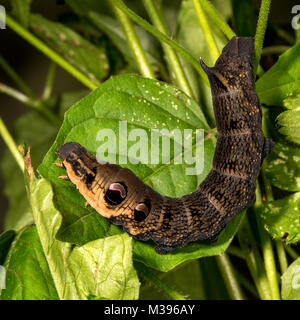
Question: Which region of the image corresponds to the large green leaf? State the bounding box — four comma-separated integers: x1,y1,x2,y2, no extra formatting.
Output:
28,177,140,300
29,14,109,84
0,225,59,300
265,142,300,192
257,192,300,244
39,74,243,271
276,90,300,145
256,39,300,106
282,257,300,300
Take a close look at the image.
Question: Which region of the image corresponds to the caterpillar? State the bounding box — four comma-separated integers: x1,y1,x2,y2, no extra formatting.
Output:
56,36,273,254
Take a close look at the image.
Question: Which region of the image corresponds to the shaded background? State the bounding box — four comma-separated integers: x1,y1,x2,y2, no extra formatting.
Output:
0,0,299,232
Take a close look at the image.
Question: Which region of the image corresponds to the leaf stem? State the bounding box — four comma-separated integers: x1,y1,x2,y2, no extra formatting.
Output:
0,118,24,171
192,0,219,62
227,245,246,260
0,82,60,125
6,15,98,90
143,0,193,96
254,0,272,72
0,54,35,98
273,26,295,45
134,262,186,300
215,253,245,300
110,0,209,85
198,0,236,40
235,269,259,298
284,245,299,260
111,2,155,79
261,45,290,56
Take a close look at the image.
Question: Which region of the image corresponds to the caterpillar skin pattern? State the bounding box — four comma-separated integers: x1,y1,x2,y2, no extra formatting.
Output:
56,37,273,254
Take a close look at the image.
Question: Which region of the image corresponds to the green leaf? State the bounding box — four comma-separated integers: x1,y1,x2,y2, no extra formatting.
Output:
39,74,242,271
29,14,109,84
256,39,300,106
10,0,32,28
276,90,300,144
283,89,300,110
0,225,59,300
265,142,300,192
257,192,300,244
28,177,139,300
0,230,16,265
282,257,300,300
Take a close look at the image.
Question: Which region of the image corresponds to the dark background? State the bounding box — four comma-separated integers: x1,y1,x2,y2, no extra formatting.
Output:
0,0,298,232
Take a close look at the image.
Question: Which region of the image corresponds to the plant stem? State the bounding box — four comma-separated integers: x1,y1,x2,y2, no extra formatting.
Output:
254,0,272,73
199,0,236,40
0,54,35,98
42,62,57,101
0,82,60,125
111,3,155,79
273,26,295,45
110,0,209,85
0,118,24,171
0,82,32,105
255,183,280,300
6,15,98,90
216,253,245,300
235,269,259,298
193,0,219,62
143,0,193,97
227,245,246,260
275,240,288,274
261,45,290,56
134,262,186,300
237,215,272,300
284,244,299,260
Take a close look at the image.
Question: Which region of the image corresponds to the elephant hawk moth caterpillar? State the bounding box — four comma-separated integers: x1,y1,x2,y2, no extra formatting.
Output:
56,36,273,254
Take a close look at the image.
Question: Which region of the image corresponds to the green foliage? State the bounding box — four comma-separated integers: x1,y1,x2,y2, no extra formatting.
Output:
0,225,59,300
10,0,32,28
265,142,300,192
256,39,300,106
276,90,300,145
26,176,140,300
1,0,300,301
30,14,109,84
282,257,300,300
38,75,242,271
257,193,300,244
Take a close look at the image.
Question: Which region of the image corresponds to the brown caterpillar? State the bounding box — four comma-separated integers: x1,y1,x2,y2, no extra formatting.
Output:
56,37,273,254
